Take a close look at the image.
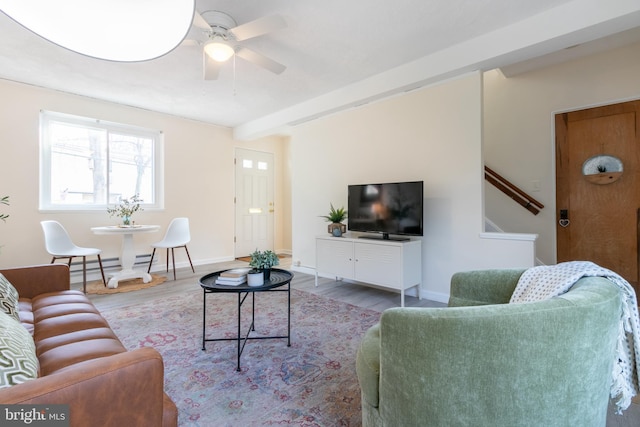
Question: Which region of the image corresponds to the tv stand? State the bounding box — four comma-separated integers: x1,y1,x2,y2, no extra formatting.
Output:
358,233,410,242
315,236,422,307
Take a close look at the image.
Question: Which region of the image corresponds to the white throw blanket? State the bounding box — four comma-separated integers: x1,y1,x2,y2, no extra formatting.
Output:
510,261,640,413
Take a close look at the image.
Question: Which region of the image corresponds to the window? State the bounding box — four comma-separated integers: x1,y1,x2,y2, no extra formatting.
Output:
40,111,163,211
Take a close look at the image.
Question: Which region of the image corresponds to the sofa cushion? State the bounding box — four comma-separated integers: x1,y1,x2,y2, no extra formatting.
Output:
31,290,92,311
36,326,120,355
0,273,20,322
31,291,115,343
17,299,34,334
38,338,126,376
25,290,127,375
0,311,39,388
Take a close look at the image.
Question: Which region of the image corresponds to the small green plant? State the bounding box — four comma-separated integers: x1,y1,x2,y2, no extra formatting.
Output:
262,250,280,268
0,196,8,222
249,249,280,270
320,203,347,223
107,194,143,225
248,249,262,271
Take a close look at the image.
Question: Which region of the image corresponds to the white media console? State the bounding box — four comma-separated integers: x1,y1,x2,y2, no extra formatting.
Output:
315,235,422,307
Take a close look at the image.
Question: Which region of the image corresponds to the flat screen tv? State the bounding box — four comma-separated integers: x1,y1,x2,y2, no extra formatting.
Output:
347,181,423,240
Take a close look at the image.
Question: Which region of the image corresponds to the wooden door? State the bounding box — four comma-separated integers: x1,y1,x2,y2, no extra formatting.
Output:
556,100,640,289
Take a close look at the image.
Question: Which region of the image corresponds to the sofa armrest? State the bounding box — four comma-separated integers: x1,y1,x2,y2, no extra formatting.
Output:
356,323,381,408
0,264,71,298
448,268,525,306
0,347,175,427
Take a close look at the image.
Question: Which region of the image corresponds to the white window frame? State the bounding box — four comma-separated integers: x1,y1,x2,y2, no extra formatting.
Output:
39,110,164,211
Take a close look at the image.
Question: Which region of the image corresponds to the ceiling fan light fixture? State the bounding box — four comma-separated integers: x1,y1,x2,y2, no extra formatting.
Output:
204,40,235,62
0,0,195,62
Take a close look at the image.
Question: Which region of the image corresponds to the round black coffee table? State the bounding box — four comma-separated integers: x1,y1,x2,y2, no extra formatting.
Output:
199,268,294,371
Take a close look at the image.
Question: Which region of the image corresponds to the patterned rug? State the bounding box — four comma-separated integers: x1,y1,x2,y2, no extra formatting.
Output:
100,285,381,426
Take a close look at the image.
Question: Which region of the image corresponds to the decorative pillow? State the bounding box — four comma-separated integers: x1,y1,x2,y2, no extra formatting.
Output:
0,273,19,322
0,311,38,388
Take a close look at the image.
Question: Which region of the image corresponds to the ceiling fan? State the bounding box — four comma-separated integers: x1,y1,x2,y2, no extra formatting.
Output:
185,10,287,80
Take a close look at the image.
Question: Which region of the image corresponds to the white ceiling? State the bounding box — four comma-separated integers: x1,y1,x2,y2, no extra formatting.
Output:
0,0,639,139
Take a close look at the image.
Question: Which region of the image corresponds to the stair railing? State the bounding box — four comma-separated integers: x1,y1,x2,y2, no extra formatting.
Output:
484,166,544,215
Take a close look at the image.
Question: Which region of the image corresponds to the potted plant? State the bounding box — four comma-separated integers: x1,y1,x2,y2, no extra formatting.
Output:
321,203,347,236
107,194,143,226
248,249,280,284
261,250,280,279
247,250,264,286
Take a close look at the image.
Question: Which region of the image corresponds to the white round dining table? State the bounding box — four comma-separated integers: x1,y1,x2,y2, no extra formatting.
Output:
91,225,160,288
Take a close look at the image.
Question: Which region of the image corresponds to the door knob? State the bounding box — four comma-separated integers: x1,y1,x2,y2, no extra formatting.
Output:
559,209,570,227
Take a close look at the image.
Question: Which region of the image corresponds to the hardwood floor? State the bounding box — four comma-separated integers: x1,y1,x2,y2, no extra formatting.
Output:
84,257,445,312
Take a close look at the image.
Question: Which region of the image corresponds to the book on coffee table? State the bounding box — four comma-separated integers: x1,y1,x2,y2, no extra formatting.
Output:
215,277,247,286
219,268,251,278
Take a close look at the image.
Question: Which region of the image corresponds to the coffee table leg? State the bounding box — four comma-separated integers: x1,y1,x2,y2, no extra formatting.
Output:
251,292,256,331
237,292,242,371
287,282,291,346
202,289,206,351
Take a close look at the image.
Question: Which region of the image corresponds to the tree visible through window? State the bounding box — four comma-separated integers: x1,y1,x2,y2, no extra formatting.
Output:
40,111,162,210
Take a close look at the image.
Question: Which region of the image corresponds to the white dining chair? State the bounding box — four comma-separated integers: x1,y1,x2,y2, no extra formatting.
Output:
40,220,107,293
147,217,195,280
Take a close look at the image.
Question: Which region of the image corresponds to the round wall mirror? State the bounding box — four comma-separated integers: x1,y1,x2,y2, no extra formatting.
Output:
581,155,623,184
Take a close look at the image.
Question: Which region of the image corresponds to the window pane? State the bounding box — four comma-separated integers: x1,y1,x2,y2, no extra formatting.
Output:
40,111,162,211
49,121,107,205
108,133,154,204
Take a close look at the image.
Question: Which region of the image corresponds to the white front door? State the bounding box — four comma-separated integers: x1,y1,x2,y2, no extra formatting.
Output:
235,148,275,257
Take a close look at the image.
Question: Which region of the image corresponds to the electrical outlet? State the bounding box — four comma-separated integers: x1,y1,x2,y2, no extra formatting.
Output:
531,180,541,192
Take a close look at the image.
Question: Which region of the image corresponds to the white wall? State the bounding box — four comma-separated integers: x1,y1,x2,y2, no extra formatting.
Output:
290,72,536,302
0,79,291,272
483,41,640,265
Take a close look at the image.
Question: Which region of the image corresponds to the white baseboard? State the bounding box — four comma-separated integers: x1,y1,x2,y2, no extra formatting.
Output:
420,290,450,304
291,265,315,276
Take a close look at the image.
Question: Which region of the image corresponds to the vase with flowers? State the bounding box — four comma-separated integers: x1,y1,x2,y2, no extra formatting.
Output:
107,194,143,226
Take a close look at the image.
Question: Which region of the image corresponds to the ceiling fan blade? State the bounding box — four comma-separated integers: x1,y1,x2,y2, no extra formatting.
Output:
229,14,286,41
203,52,222,80
192,10,211,31
235,46,286,74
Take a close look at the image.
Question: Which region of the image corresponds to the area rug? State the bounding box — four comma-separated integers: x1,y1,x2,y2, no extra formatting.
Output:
100,286,381,426
86,274,166,294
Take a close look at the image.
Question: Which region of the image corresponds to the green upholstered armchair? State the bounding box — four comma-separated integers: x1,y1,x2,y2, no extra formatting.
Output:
356,269,622,427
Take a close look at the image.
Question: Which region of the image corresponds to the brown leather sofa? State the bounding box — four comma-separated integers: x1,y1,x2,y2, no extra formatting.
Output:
0,264,178,427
